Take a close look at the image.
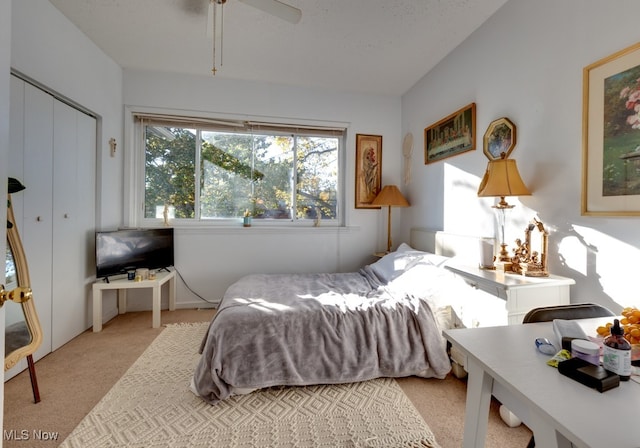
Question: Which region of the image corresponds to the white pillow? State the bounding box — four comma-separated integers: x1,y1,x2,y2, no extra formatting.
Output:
395,242,413,253
368,244,451,283
421,252,451,267
369,250,419,283
396,243,451,267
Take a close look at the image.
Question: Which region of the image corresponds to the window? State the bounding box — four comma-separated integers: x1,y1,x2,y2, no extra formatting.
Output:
134,114,344,226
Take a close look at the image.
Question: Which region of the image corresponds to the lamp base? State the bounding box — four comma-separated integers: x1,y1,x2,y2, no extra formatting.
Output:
494,261,513,272
494,243,513,271
479,264,496,271
497,242,510,261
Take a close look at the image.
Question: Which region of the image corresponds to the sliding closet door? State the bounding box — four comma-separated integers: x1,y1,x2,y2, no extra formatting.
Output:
21,82,54,359
9,75,97,359
52,102,96,350
52,101,78,350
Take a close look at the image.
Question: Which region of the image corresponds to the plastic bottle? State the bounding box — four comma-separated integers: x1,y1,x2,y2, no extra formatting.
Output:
603,319,631,381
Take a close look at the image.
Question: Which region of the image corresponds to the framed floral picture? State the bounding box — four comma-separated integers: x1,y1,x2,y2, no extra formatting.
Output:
355,134,382,209
582,41,640,216
424,103,476,164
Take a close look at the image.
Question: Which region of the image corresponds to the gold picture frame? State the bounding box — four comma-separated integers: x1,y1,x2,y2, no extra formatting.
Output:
582,41,640,216
483,117,517,160
424,103,476,164
355,134,382,209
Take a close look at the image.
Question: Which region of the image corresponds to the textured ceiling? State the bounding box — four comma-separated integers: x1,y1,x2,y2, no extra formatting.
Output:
48,0,508,96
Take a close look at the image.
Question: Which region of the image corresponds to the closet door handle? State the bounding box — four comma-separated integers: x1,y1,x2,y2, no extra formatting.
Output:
64,213,69,219
36,216,42,222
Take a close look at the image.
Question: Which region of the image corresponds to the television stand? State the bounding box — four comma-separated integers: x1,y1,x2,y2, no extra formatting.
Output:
92,269,176,332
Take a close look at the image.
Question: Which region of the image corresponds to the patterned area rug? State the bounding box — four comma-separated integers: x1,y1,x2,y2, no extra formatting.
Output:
60,322,441,448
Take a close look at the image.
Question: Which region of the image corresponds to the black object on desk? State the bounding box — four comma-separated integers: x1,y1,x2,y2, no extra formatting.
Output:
558,357,620,392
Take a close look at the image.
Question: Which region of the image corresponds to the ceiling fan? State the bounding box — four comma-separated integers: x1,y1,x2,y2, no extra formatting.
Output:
222,0,301,24
207,0,301,28
206,0,301,75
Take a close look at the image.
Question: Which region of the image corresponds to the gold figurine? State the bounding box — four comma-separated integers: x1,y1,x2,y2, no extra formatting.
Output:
511,218,549,277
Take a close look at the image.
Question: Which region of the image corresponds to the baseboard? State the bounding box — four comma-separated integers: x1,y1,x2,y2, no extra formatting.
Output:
175,300,219,310
102,307,119,323
119,300,219,312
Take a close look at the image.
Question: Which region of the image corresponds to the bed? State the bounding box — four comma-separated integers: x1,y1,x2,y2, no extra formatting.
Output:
191,229,507,405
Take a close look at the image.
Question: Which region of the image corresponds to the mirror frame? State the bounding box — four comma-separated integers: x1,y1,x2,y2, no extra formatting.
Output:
5,193,43,371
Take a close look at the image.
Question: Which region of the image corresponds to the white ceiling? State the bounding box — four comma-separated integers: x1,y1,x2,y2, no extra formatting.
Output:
48,0,508,96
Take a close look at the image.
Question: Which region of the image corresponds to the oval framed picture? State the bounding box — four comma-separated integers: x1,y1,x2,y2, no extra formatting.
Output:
483,117,517,160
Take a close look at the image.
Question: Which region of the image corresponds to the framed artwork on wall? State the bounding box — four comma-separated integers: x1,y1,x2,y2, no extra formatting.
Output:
483,117,517,160
582,41,640,216
355,134,382,209
424,103,476,164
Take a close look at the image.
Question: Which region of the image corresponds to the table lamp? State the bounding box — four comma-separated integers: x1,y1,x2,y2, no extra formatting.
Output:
371,185,410,253
477,157,530,266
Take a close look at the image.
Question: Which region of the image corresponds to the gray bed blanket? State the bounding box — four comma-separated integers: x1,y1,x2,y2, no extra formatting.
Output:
192,267,451,405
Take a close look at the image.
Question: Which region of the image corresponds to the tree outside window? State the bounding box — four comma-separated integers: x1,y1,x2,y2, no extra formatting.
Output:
142,120,341,224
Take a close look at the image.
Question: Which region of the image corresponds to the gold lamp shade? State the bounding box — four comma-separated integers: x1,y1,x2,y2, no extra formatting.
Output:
371,185,410,208
477,158,530,208
477,158,530,264
371,185,410,253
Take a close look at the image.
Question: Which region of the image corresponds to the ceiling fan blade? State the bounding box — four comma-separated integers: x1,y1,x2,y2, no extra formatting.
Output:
237,0,301,24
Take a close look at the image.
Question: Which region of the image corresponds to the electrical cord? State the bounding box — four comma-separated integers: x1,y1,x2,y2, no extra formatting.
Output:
173,266,219,306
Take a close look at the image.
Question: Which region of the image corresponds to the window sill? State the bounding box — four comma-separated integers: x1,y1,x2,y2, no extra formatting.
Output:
172,225,360,236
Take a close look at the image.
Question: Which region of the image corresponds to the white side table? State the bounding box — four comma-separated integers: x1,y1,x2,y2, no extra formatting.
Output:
92,269,176,332
446,264,575,324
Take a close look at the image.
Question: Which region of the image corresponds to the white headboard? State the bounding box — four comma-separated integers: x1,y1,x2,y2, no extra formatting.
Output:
409,228,495,262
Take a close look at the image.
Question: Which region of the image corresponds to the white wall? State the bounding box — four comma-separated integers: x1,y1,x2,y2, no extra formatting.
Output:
401,0,640,312
1,0,12,436
123,70,402,307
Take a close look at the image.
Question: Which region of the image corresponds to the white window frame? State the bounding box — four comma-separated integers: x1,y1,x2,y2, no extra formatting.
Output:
124,107,348,229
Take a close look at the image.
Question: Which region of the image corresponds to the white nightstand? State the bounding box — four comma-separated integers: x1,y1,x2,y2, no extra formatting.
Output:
445,264,575,325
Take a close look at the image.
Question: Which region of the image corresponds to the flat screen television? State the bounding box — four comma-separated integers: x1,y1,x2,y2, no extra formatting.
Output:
95,228,174,279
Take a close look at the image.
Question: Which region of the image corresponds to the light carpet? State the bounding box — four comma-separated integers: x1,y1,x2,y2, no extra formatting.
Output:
60,322,441,448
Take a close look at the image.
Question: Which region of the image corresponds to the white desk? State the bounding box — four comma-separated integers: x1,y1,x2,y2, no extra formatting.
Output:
92,269,176,332
443,318,639,448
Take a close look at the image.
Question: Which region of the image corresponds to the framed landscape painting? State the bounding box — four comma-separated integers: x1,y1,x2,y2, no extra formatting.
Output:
355,134,382,209
583,41,640,216
424,103,476,164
